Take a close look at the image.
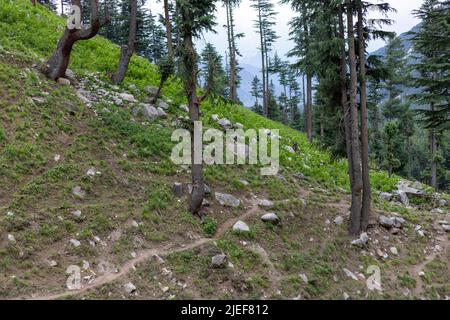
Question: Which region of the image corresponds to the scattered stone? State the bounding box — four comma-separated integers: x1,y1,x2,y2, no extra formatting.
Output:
6,211,14,217
57,77,71,86
123,282,137,295
140,104,167,119
144,86,159,96
215,192,241,207
161,268,173,279
82,260,90,270
86,167,101,178
7,234,16,243
431,208,444,214
180,104,189,113
334,216,344,225
172,182,184,197
390,247,399,256
54,154,61,162
211,254,227,269
65,69,76,81
418,271,425,278
233,221,250,233
293,172,306,180
351,233,369,246
379,215,405,229
438,199,447,207
284,146,295,154
239,180,249,186
376,249,388,260
325,219,331,225
379,192,393,201
390,227,401,235
299,274,308,284
131,220,139,228
343,292,350,300
343,268,358,281
158,100,169,110
257,199,274,209
72,210,82,218
72,186,86,199
261,213,280,224
211,114,219,121
130,252,137,258
70,239,81,248
397,190,410,206
118,93,137,103
153,254,165,264
49,260,58,267
218,118,232,129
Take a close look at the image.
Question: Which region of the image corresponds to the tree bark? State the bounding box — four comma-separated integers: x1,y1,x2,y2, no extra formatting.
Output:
164,0,173,58
305,74,313,142
44,0,108,80
257,5,268,117
357,1,371,231
228,2,238,102
347,0,363,236
430,104,438,190
112,0,137,85
180,18,205,215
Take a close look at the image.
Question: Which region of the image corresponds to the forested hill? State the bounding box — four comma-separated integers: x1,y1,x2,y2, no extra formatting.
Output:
370,24,420,58
0,0,448,301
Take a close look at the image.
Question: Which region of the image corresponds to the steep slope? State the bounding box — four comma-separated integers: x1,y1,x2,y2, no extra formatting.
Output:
0,1,449,300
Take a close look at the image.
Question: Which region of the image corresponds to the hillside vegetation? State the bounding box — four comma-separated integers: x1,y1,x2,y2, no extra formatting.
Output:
0,0,448,300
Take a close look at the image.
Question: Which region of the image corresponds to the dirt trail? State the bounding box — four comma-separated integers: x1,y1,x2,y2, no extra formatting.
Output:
410,228,450,297
17,199,263,300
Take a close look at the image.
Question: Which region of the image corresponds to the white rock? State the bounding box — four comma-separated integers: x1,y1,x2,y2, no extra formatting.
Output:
211,254,227,268
334,216,344,225
70,239,81,247
299,273,308,284
284,146,295,154
233,221,250,233
123,282,137,294
7,234,16,242
72,186,86,199
390,247,399,256
343,292,350,300
54,154,61,162
218,118,232,129
118,93,137,103
6,211,14,217
72,210,82,218
57,77,71,86
215,192,241,208
82,260,90,270
261,213,280,224
343,268,358,281
351,233,369,246
257,199,275,209
49,260,58,267
211,114,219,121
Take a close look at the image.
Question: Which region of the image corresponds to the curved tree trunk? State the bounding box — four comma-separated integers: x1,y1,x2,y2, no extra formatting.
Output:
357,1,371,231
44,0,108,81
112,0,137,85
347,0,363,235
164,0,173,58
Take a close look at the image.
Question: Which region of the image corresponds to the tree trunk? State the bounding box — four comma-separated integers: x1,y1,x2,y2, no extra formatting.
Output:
112,0,137,85
257,6,268,117
164,0,173,58
357,1,371,231
181,28,204,215
339,4,355,189
305,74,313,142
228,2,238,102
31,0,36,6
430,104,438,190
44,0,107,80
347,0,363,236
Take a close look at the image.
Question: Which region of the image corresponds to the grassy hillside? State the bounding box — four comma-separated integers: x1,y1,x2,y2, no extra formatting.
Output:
0,0,448,300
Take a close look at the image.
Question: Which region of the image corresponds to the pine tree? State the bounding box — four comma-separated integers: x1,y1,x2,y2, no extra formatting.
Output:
251,75,263,114
200,43,227,98
410,0,449,190
175,0,217,216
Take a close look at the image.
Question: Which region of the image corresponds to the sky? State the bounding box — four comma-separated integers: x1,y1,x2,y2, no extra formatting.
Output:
147,0,423,67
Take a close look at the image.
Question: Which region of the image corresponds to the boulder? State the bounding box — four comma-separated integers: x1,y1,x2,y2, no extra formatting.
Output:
351,233,369,246
141,104,167,119
233,221,250,233
158,100,169,110
379,192,394,201
65,69,76,82
144,86,159,96
334,216,344,225
397,181,426,198
123,282,137,295
215,192,240,207
257,199,274,209
211,254,227,268
261,213,280,224
70,239,81,248
397,190,410,206
57,77,71,86
118,93,137,103
72,186,86,199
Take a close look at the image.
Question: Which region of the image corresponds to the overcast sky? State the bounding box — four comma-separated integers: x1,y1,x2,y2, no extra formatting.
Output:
147,0,423,66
